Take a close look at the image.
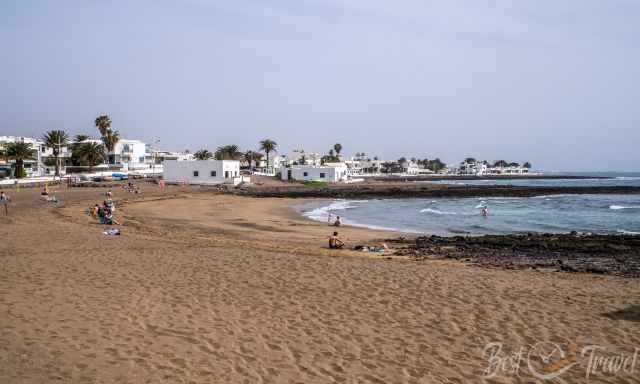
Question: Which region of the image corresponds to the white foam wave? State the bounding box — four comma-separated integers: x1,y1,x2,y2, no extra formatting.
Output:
615,177,640,180
420,208,457,215
304,200,367,221
531,194,572,199
609,205,640,210
618,229,640,235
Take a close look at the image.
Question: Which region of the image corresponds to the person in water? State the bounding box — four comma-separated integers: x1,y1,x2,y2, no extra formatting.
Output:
329,232,345,249
481,206,489,217
334,216,342,227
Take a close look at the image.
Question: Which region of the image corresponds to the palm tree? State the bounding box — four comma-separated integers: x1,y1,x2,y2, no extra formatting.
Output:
259,139,277,170
194,149,213,160
493,160,508,168
94,115,112,136
243,150,262,171
74,134,90,143
101,130,120,164
75,142,105,172
333,143,342,156
215,145,242,160
42,130,69,176
69,135,91,166
5,142,35,178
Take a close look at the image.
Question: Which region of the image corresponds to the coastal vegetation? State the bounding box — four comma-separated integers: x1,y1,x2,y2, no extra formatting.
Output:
259,139,277,169
73,142,105,172
94,115,120,164
194,149,213,160
42,130,69,176
214,145,242,160
4,141,34,178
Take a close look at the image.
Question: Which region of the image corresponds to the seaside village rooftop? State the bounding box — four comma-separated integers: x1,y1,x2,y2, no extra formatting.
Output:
1,132,535,186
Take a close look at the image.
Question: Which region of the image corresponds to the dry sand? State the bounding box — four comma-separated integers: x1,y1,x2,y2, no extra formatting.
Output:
1,183,639,383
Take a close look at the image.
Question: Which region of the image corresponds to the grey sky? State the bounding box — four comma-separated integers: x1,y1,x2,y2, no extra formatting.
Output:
2,0,638,171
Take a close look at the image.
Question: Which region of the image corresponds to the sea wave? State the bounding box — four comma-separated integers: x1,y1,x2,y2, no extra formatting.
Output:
304,200,368,221
420,208,457,215
609,205,640,210
618,229,640,235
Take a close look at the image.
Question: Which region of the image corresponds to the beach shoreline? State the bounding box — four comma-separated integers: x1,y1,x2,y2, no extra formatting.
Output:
2,183,640,383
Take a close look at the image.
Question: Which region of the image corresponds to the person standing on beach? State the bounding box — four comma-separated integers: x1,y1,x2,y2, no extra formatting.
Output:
0,191,9,216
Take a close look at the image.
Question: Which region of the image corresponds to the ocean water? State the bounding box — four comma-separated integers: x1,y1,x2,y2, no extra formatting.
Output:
422,172,640,187
297,193,640,236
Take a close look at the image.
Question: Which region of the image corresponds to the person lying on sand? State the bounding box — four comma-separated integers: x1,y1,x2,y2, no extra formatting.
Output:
329,232,344,249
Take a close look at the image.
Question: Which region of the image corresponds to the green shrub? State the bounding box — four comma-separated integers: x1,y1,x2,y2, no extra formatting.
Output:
302,180,328,187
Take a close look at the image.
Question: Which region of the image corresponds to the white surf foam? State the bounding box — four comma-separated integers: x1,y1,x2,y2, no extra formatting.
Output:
617,229,640,235
420,208,457,215
609,205,640,210
303,200,369,221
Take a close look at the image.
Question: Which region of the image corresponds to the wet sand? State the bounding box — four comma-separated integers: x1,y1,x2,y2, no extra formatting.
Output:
1,183,639,383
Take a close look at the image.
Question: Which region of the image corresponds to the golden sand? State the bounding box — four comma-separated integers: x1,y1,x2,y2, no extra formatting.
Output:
0,184,638,383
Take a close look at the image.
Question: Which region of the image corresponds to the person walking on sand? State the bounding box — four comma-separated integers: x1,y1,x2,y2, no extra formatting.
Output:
0,191,9,216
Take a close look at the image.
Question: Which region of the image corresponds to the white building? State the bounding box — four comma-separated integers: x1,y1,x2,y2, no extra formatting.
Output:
151,150,194,163
285,150,323,167
488,165,530,175
0,136,47,177
280,164,348,182
111,139,148,170
163,160,248,185
457,160,489,176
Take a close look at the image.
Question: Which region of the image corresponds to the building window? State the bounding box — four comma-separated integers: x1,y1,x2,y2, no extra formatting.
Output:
320,173,325,178
193,171,199,177
211,171,216,177
303,172,308,177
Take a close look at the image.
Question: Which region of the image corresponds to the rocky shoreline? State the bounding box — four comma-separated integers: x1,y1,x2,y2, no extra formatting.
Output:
371,174,611,182
387,233,640,277
237,184,640,199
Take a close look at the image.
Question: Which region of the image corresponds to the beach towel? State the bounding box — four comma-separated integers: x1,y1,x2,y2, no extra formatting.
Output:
103,228,121,236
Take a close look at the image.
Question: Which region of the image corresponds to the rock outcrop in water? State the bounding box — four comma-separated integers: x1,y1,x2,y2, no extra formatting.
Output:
388,233,640,277
235,184,640,199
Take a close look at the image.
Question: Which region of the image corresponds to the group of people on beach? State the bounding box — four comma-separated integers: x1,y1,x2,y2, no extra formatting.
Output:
90,190,120,225
124,182,140,194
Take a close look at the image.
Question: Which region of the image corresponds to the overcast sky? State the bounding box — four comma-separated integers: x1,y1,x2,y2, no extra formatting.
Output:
1,0,638,171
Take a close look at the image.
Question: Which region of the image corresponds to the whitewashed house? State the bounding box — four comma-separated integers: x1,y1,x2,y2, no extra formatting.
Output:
111,139,148,170
0,136,46,177
163,160,248,185
280,164,348,182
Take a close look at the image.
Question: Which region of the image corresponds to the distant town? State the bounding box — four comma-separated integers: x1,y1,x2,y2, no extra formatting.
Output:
1,115,533,185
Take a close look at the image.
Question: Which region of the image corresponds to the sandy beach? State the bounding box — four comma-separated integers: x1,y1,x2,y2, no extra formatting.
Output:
1,183,639,383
